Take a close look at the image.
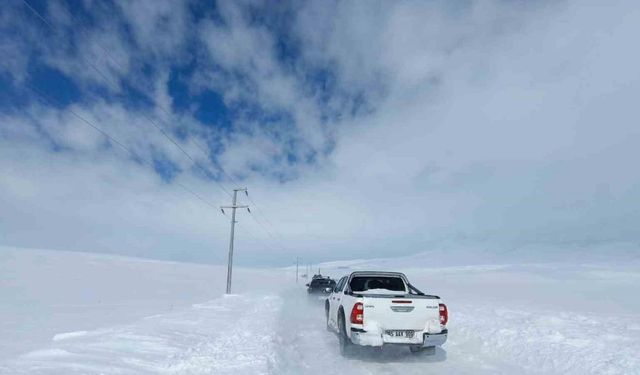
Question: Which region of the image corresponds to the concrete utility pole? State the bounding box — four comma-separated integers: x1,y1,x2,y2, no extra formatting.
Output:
296,257,300,284
221,188,248,294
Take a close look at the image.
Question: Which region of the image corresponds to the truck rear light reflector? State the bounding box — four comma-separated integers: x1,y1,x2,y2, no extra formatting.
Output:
439,303,448,325
350,302,364,324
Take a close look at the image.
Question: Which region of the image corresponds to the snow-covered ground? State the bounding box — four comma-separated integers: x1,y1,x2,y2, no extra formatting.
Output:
1,245,639,374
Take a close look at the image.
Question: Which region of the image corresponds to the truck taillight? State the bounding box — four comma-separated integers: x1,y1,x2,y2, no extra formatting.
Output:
350,302,364,324
439,303,448,325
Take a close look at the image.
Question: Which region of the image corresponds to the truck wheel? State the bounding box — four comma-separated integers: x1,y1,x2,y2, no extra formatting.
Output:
338,313,351,357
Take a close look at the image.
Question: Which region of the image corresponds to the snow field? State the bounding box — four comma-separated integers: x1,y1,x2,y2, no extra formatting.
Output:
1,246,639,374
3,294,283,374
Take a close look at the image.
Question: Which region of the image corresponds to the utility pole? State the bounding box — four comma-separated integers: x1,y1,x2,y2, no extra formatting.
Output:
296,257,299,284
221,188,248,294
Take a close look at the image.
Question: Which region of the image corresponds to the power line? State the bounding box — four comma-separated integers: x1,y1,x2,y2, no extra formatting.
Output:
35,0,217,171
21,0,123,92
247,210,288,249
23,81,291,271
20,0,293,256
56,2,291,249
139,112,232,198
235,221,283,254
22,0,290,247
247,197,287,240
23,82,222,215
19,0,52,28
20,0,233,199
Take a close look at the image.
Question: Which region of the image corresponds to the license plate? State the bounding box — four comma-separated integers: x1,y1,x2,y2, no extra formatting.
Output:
385,330,414,338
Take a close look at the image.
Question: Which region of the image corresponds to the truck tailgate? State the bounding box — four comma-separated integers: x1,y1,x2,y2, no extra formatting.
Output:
362,296,441,331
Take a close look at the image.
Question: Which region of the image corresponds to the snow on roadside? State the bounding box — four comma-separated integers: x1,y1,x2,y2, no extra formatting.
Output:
0,246,281,360
2,294,283,375
448,303,640,375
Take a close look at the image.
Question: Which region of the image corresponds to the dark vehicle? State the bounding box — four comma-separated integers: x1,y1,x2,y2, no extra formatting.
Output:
306,276,336,294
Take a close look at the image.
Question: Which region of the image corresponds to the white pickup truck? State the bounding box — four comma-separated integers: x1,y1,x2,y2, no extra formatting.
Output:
325,271,448,355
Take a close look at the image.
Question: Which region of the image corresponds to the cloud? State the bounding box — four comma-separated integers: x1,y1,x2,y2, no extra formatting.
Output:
1,0,639,265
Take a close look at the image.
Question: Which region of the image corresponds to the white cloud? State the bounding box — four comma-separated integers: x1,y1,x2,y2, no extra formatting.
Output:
1,0,639,264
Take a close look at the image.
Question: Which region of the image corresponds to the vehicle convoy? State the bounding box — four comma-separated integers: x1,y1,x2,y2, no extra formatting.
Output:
306,275,336,294
325,271,448,355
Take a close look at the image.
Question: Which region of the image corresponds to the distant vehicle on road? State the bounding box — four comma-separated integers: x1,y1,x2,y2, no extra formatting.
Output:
306,276,336,294
325,271,448,356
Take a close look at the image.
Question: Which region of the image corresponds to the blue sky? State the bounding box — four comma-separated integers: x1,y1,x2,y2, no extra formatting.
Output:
1,0,639,265
2,0,339,181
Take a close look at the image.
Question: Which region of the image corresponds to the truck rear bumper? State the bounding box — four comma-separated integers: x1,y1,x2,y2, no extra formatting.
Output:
422,329,448,347
350,328,448,347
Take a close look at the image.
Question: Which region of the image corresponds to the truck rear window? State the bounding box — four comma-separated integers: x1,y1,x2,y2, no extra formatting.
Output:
349,276,406,292
311,279,333,286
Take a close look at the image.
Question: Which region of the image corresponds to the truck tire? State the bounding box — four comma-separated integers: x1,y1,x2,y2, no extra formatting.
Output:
337,312,351,357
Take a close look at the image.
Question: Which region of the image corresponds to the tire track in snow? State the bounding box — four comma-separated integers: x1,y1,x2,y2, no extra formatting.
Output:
271,288,499,375
273,288,635,375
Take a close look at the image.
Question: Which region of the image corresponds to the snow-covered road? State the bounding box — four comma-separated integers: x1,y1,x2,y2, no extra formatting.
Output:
1,247,639,374
0,292,513,374
4,288,639,374
274,291,500,375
